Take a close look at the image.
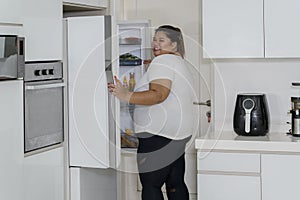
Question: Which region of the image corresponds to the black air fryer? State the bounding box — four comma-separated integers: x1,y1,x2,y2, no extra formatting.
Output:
233,93,269,136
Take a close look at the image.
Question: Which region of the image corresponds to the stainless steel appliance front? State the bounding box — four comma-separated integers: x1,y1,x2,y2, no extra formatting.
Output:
0,35,24,79
24,62,64,152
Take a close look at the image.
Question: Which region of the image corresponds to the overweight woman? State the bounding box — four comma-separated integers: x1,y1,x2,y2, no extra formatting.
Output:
108,25,195,200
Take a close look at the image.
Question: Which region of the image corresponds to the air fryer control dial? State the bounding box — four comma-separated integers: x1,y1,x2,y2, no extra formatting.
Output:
243,99,255,110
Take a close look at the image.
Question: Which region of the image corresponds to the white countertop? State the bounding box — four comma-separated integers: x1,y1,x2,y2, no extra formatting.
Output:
195,131,300,153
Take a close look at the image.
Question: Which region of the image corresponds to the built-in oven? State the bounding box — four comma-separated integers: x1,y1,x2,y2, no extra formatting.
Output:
0,35,24,80
24,62,64,153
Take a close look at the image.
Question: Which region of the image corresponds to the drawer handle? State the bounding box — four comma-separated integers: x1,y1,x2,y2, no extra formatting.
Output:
25,83,65,90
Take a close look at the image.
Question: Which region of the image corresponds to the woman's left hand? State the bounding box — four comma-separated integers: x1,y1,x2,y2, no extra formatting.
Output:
108,76,132,102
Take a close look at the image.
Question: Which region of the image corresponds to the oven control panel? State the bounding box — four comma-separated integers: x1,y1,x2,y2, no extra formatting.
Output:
24,62,63,81
34,68,55,76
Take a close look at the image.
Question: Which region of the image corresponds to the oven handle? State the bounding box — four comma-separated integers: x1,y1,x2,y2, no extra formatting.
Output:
25,83,65,90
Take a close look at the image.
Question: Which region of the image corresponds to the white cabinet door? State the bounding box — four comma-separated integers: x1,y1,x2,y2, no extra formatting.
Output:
197,151,261,200
202,0,264,58
261,154,300,200
0,0,22,25
0,80,23,200
63,0,108,8
23,147,64,200
70,168,117,200
264,0,300,58
197,174,261,200
198,151,260,173
22,0,63,61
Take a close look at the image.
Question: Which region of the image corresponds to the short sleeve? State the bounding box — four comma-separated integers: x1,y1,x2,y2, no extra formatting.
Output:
147,55,175,82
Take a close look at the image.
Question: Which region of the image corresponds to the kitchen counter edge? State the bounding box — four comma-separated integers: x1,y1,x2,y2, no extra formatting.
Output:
195,131,300,154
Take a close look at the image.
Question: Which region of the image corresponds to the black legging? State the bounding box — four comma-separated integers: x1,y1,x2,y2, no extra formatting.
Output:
137,133,190,200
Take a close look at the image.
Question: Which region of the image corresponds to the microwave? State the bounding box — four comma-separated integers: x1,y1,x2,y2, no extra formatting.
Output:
0,35,25,80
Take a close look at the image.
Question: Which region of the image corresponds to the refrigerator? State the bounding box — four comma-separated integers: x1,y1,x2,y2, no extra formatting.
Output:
117,20,151,148
64,16,118,200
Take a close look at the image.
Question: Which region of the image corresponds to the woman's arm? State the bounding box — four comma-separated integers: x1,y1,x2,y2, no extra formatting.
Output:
108,76,171,105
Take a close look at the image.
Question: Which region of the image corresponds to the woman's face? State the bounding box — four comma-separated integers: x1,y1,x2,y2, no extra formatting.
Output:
152,31,177,57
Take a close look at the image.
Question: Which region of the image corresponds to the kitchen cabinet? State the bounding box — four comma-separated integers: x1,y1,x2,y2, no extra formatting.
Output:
63,0,108,9
22,0,63,61
261,154,300,200
197,152,300,200
0,80,24,200
264,0,300,58
197,151,261,200
23,147,64,200
196,131,300,200
0,81,65,200
0,0,23,36
202,0,264,58
202,0,300,58
0,0,22,25
198,174,260,200
70,168,117,200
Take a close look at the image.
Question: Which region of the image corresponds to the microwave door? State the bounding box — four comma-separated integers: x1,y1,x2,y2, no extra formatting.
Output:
0,36,18,79
0,36,24,80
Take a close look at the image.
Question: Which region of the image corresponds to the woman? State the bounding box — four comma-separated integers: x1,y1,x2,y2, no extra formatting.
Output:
109,25,195,200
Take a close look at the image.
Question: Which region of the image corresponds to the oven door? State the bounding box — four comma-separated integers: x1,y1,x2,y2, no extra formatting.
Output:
24,79,64,152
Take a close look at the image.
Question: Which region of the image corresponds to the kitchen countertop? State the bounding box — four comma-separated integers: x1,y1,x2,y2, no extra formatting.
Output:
195,131,300,153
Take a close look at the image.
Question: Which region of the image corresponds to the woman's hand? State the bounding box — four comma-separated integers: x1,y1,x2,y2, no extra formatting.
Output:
108,76,171,105
108,76,132,102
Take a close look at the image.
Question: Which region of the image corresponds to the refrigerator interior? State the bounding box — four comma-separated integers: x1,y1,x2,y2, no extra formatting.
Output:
117,20,151,148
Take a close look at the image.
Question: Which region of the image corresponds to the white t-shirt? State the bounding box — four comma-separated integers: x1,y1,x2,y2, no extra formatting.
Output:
133,54,196,140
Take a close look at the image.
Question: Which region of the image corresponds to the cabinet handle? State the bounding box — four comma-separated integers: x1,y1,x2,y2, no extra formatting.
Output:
0,22,23,27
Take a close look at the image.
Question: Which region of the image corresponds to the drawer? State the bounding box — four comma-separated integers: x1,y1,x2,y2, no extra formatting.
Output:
197,151,260,173
197,174,261,200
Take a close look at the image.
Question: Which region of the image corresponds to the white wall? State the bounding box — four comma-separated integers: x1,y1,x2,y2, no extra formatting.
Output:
118,0,300,135
213,59,300,133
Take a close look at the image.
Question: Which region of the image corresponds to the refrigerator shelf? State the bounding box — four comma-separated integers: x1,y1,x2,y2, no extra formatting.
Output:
119,59,142,66
119,38,142,45
121,132,138,148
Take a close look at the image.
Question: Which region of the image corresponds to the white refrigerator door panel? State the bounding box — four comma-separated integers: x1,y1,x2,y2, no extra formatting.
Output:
67,16,109,168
